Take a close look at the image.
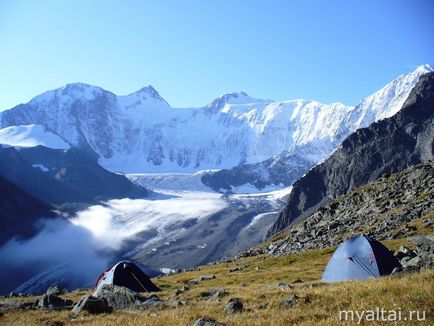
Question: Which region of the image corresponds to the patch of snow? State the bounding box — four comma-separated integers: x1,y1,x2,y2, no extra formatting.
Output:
160,268,175,274
0,124,70,149
246,211,279,229
32,164,50,172
230,183,286,194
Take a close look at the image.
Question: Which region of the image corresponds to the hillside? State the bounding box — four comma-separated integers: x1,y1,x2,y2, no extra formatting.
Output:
0,144,147,207
1,164,433,325
1,241,432,325
237,163,433,258
268,71,434,237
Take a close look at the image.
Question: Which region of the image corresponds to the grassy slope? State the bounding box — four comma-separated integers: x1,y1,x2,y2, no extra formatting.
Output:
2,238,433,326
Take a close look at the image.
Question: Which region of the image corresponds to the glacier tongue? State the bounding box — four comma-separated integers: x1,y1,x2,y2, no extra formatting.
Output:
0,65,431,174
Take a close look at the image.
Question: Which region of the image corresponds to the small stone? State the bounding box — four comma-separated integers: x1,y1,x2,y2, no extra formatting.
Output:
283,294,301,307
200,289,228,299
175,286,189,296
187,279,199,285
192,317,226,326
291,278,303,284
224,298,244,314
277,282,293,290
199,275,216,281
172,300,187,307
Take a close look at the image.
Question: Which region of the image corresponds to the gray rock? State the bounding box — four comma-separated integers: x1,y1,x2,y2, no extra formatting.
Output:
192,317,226,326
200,289,228,299
199,275,216,281
394,245,416,259
175,286,190,296
283,294,301,307
38,294,73,310
45,285,64,297
72,295,112,315
187,279,199,285
224,298,244,314
94,285,163,311
277,282,293,290
1,299,21,310
402,256,421,268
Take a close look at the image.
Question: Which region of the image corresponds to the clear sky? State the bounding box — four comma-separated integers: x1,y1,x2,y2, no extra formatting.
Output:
0,0,433,111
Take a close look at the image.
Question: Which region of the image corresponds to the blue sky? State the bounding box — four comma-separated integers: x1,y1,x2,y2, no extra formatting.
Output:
0,0,433,110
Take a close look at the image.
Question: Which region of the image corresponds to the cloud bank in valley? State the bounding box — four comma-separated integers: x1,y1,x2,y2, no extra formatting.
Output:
0,192,227,294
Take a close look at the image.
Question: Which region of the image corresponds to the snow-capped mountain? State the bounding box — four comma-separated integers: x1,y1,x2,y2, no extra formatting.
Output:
0,124,148,206
201,65,434,192
1,65,431,175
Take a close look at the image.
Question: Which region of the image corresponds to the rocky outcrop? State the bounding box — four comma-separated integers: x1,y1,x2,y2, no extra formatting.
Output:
93,285,164,311
393,235,434,274
201,148,316,192
268,72,434,238
234,163,433,258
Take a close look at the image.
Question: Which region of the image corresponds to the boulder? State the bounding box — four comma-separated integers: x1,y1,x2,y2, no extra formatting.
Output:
94,285,164,311
72,295,113,315
38,294,73,310
199,275,216,281
224,298,243,314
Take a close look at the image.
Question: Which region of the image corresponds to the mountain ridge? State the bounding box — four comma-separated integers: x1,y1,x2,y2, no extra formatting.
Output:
1,65,431,174
267,71,434,238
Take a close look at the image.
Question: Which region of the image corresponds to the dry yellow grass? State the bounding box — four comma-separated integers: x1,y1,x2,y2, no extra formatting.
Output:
1,239,433,326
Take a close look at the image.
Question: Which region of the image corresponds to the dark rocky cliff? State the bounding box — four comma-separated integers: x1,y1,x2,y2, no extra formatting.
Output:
267,72,434,238
0,175,54,244
0,145,148,207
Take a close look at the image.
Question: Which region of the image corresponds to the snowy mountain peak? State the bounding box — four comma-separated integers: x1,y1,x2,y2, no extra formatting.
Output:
348,64,432,128
135,85,163,99
414,64,433,74
61,82,107,98
29,83,109,106
207,91,267,111
120,85,171,110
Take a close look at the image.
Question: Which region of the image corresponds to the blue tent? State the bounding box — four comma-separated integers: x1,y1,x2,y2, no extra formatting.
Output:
322,235,400,282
